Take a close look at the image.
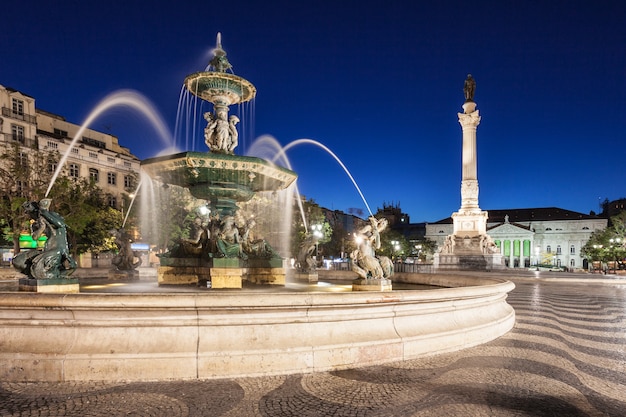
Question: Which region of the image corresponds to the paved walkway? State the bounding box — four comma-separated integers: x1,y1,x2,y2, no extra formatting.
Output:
1,274,626,416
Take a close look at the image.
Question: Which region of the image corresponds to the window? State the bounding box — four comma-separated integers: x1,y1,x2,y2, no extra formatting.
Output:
47,161,57,174
546,245,552,253
89,152,98,159
124,175,133,189
570,259,575,267
12,98,24,116
89,168,99,183
124,161,132,168
54,128,68,137
18,152,28,167
556,245,562,255
570,245,575,255
107,172,117,185
107,157,116,163
16,180,25,196
69,163,80,178
47,141,58,149
82,136,106,149
108,195,117,209
11,125,24,143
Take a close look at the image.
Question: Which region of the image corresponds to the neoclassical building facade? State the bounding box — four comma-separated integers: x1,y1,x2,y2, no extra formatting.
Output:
425,208,607,270
0,84,141,209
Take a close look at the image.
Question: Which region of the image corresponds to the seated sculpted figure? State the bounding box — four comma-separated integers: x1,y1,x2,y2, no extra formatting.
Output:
160,217,209,258
241,218,278,259
216,216,243,258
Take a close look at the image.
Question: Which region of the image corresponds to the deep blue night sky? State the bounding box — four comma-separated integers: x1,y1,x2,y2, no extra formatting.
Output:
2,0,625,221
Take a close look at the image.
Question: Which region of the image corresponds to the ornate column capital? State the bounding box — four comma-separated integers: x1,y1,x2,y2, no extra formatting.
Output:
458,110,481,129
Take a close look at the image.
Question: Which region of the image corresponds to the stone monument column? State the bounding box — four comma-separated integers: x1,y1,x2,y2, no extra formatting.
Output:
451,74,487,237
458,102,481,210
434,75,504,271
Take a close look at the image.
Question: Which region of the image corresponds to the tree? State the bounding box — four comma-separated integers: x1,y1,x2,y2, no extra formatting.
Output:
0,142,61,252
411,238,438,262
0,141,131,257
581,211,626,269
48,176,122,255
377,229,409,259
290,198,332,259
136,184,194,253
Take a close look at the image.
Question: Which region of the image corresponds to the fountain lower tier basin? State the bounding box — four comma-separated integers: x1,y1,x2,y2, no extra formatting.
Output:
0,273,515,382
140,152,297,202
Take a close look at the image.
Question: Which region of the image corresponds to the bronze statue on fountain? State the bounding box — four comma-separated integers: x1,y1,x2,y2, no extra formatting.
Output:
109,228,143,280
13,199,79,292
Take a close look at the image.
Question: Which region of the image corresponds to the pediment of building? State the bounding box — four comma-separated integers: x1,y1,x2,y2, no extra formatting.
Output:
488,223,534,237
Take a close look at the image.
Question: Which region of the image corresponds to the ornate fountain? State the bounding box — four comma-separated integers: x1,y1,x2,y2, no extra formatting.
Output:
141,34,297,288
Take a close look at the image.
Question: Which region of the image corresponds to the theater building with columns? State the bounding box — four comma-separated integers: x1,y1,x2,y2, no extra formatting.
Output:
425,207,607,270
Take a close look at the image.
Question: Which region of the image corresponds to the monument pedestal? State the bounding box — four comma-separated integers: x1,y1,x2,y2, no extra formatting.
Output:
435,235,504,271
18,278,79,293
352,278,392,292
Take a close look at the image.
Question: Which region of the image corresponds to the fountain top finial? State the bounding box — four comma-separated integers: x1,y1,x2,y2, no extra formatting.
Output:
209,32,232,73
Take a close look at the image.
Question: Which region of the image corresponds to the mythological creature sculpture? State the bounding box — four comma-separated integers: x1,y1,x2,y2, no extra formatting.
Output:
351,216,393,279
295,234,318,273
13,199,77,279
111,228,142,270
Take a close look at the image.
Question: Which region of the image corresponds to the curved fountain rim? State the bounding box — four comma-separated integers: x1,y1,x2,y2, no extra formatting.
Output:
0,278,515,308
184,71,257,103
141,151,296,174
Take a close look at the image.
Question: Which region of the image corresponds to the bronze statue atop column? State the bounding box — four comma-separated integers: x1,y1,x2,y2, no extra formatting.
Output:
464,74,476,102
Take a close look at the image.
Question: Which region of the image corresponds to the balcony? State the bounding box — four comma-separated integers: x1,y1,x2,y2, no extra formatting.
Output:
1,107,37,124
0,133,37,148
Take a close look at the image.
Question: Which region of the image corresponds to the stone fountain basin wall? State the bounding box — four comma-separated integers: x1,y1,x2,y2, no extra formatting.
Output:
0,274,515,382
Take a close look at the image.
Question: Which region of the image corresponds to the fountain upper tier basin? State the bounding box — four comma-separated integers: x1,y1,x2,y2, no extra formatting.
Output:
184,71,256,104
141,151,297,201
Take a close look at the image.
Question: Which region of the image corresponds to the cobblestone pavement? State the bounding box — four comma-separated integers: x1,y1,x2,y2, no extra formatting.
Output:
1,278,626,416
